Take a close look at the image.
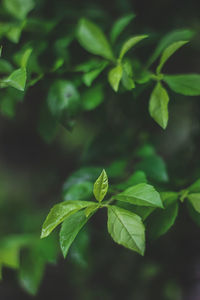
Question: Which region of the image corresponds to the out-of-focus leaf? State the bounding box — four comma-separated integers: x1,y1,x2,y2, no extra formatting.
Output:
188,178,200,193
63,181,93,201
119,35,148,60
188,193,200,213
81,84,104,110
110,13,135,44
116,171,147,190
164,74,200,96
77,18,114,61
3,67,26,91
0,59,13,74
108,64,123,92
3,0,35,20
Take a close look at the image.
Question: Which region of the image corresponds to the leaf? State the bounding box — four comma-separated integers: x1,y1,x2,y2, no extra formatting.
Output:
115,183,163,208
47,80,80,128
110,13,135,44
188,194,200,213
60,210,92,258
116,171,147,190
93,169,108,202
4,67,26,91
121,60,135,90
63,181,93,201
84,204,99,217
108,64,123,92
146,203,179,240
41,200,96,238
188,178,200,193
147,29,195,67
21,48,32,68
0,59,13,74
156,41,188,74
81,84,104,110
83,61,108,86
149,82,169,129
77,18,114,61
135,154,168,183
107,205,145,255
3,0,35,20
119,35,148,60
160,191,179,207
163,74,200,96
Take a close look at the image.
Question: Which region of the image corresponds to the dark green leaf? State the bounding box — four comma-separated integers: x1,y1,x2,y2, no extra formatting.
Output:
110,13,135,44
115,183,163,208
164,74,200,96
3,0,35,20
81,84,104,110
93,169,108,202
107,205,145,255
149,82,169,129
116,171,147,190
77,18,114,61
63,181,93,201
83,61,108,86
60,210,92,258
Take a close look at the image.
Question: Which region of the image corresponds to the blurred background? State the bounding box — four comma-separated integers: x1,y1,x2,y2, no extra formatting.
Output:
1,0,200,299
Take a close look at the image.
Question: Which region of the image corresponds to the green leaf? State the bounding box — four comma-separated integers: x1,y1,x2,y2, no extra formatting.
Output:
83,61,108,86
116,171,147,190
147,29,195,67
119,35,148,60
0,59,13,74
77,18,114,61
188,179,200,193
4,67,26,91
3,0,35,20
108,64,123,92
146,203,178,240
110,13,135,44
63,181,93,201
81,84,104,110
164,74,200,96
93,169,108,202
188,194,200,213
47,80,80,128
161,191,179,207
84,204,99,217
149,82,169,129
60,210,92,258
115,183,163,208
121,60,135,90
156,41,188,74
21,48,32,68
41,200,96,238
107,205,145,255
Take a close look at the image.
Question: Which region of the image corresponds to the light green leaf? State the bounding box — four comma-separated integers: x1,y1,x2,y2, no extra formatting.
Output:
149,82,169,129
4,67,26,91
60,210,92,258
77,18,114,61
156,41,188,74
108,64,123,92
82,84,104,110
93,169,108,202
110,13,135,44
83,61,108,86
21,48,32,68
41,200,96,238
84,204,99,217
107,205,145,255
188,179,200,193
121,60,135,90
119,35,148,60
115,183,163,208
146,203,179,240
147,29,195,67
3,0,35,20
164,74,200,96
188,194,200,213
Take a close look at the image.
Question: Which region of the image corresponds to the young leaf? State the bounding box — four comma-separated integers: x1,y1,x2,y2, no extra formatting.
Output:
110,13,135,44
121,60,135,90
119,35,148,60
149,82,169,129
146,203,179,240
188,178,200,193
93,169,108,202
60,210,92,258
108,64,123,92
4,68,26,91
163,74,200,96
156,41,188,74
147,29,195,67
115,183,163,208
41,200,96,238
188,194,200,213
107,205,145,255
77,18,114,61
